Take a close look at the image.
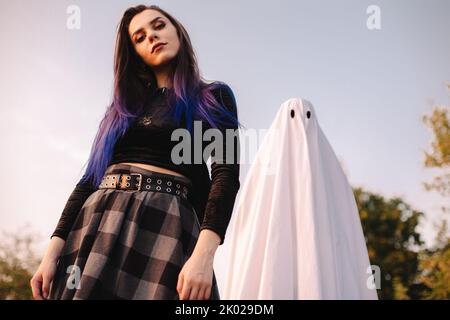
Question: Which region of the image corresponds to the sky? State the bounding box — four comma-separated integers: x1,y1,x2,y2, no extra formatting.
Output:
1,0,449,262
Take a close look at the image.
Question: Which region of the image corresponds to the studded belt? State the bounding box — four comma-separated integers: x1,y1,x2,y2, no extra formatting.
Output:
98,172,191,199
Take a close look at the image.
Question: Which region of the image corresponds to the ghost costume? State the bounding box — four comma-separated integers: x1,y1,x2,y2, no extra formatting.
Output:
222,98,378,300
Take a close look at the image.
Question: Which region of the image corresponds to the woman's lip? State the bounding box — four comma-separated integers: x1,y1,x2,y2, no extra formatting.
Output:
153,43,166,53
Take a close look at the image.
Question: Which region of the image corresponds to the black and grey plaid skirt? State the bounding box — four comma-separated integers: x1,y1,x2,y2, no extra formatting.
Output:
48,163,220,300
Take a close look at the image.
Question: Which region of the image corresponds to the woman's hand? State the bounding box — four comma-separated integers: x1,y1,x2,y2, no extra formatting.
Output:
30,257,58,300
176,251,215,300
30,236,65,300
176,229,221,300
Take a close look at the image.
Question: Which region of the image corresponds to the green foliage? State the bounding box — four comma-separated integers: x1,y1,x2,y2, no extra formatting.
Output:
354,187,425,299
392,277,410,300
0,228,41,300
416,221,450,299
422,85,450,206
416,82,450,299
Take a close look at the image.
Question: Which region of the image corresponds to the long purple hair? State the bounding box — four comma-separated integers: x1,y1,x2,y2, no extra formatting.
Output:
79,4,242,187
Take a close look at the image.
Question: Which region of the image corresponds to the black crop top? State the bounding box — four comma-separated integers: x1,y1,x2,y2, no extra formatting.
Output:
51,83,240,245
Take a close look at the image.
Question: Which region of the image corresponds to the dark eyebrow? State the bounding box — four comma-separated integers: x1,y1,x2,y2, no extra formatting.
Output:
131,16,164,39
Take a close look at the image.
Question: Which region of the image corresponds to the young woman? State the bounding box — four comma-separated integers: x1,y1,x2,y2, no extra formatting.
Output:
30,4,241,300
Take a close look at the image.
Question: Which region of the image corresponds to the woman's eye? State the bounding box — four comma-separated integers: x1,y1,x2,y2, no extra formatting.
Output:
135,24,165,43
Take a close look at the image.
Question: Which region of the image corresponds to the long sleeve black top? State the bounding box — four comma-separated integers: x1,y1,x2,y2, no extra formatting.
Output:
51,83,240,245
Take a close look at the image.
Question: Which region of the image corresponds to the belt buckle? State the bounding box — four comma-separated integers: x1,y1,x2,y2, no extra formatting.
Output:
115,173,142,191
130,173,142,191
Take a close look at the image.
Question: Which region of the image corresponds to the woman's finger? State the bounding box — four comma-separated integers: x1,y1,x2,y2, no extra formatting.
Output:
42,274,51,299
188,283,199,300
30,276,44,300
176,271,184,296
180,278,191,300
197,286,206,300
204,286,212,300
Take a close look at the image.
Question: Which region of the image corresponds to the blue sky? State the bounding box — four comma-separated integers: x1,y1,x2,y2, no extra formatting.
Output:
1,0,449,252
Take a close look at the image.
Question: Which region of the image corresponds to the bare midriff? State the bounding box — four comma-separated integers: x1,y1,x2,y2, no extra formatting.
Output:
112,162,188,179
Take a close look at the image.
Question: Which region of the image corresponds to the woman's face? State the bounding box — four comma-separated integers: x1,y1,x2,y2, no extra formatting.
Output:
128,9,180,70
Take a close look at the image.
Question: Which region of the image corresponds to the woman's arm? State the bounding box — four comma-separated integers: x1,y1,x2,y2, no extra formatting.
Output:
198,84,241,245
51,174,98,240
195,229,221,255
30,236,66,299
177,84,240,300
44,236,66,261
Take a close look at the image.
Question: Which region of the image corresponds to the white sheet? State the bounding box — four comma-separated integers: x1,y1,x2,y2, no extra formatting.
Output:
222,98,378,299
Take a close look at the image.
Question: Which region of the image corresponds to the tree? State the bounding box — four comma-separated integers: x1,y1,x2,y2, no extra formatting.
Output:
0,226,41,300
416,82,450,299
354,187,425,299
421,82,450,208
417,221,450,299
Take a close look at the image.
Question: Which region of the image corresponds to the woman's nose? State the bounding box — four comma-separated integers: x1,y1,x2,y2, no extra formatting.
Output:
147,32,158,44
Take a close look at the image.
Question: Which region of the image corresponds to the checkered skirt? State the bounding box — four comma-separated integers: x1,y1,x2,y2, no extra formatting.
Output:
48,163,220,300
